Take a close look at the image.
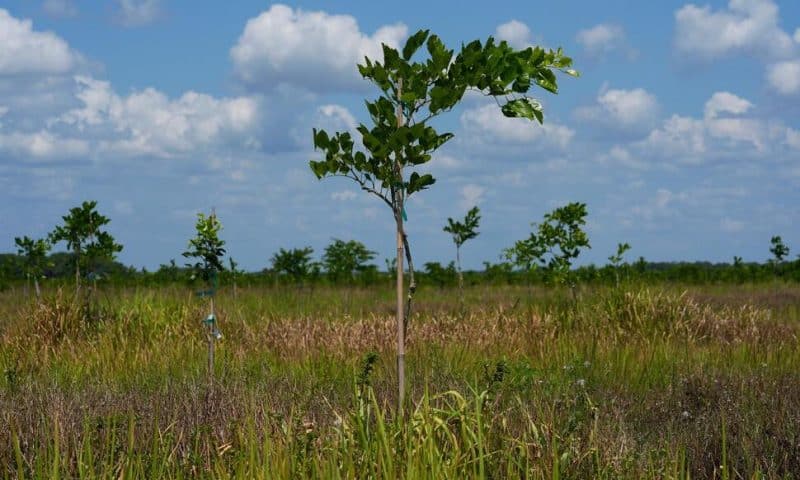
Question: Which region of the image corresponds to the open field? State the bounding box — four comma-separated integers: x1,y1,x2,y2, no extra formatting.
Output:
1,283,799,479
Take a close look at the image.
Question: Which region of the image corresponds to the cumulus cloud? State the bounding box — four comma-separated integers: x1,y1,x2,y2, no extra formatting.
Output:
57,75,261,158
575,87,659,131
460,103,574,149
766,60,800,95
0,130,89,161
0,9,78,75
674,0,795,61
576,24,636,59
115,0,162,27
230,4,407,93
704,91,753,118
495,20,532,49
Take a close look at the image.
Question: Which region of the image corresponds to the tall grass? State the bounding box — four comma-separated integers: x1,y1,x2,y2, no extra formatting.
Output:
1,283,799,478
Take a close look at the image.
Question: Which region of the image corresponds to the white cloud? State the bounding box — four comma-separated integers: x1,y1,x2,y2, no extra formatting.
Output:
43,0,78,18
639,114,706,160
230,4,407,92
315,104,357,132
702,92,763,149
597,146,649,170
0,130,89,160
495,20,531,49
331,190,357,201
0,9,78,75
459,184,485,209
460,103,574,149
720,218,745,232
115,0,162,27
576,87,659,129
576,24,634,59
58,75,260,158
674,0,795,61
766,60,800,95
704,91,753,118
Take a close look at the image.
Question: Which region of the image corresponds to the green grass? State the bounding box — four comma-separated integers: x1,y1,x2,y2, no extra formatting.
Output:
1,283,799,478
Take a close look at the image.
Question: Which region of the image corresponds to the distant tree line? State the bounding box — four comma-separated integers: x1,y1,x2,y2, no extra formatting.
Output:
3,201,798,292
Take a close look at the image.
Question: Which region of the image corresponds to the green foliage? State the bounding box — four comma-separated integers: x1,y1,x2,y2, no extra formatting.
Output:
322,239,377,282
423,261,458,287
182,211,226,284
310,29,576,219
608,242,631,268
49,200,123,284
769,236,789,263
14,236,50,279
270,247,318,281
504,202,590,285
444,206,481,248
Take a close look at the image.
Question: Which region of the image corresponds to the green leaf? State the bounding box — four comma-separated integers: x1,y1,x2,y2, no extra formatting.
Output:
501,98,541,120
403,29,429,60
382,44,401,69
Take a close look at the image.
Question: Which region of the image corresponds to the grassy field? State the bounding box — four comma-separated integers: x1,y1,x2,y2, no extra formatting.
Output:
1,282,799,479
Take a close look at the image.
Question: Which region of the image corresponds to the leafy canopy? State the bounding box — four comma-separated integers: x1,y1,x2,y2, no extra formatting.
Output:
14,236,50,277
310,29,577,215
183,212,226,283
271,247,317,280
322,239,377,281
504,202,590,283
770,236,789,263
444,206,481,248
50,200,123,272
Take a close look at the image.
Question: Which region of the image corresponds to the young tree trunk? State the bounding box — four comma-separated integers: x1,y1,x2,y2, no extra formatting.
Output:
74,246,81,294
395,78,406,413
456,245,464,302
34,276,41,300
395,210,405,412
208,295,215,380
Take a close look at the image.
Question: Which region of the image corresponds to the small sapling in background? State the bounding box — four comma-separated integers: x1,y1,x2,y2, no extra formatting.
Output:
183,209,226,378
50,200,123,296
14,236,50,300
608,242,631,288
443,206,481,302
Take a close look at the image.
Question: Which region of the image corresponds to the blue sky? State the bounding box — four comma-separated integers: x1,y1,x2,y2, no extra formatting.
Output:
1,0,798,271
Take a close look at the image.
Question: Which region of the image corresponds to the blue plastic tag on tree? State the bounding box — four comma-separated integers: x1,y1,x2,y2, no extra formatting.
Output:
195,288,215,297
203,314,216,325
402,206,408,221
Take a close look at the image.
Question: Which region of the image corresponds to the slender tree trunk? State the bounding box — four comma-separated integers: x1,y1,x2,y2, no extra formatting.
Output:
74,247,81,294
456,245,464,302
395,210,405,412
208,295,215,379
395,78,406,413
34,275,41,300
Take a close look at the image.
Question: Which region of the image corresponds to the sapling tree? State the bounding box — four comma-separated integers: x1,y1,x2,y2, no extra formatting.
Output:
183,210,226,378
504,202,590,299
443,206,481,298
770,236,789,264
50,200,123,294
310,29,576,408
607,242,631,287
14,236,50,299
322,239,377,283
270,247,317,284
228,257,243,298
